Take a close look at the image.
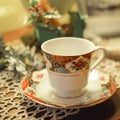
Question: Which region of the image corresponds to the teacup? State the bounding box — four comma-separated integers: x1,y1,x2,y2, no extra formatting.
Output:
41,37,106,98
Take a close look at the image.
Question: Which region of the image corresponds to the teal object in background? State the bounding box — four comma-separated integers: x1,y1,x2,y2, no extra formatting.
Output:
70,12,86,38
34,26,65,45
34,12,86,45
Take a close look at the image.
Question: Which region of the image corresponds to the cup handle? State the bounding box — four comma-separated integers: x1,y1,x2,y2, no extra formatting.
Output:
90,46,106,71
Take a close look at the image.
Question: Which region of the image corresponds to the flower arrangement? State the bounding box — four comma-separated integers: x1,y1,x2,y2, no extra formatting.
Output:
28,0,86,44
29,0,62,30
28,0,73,44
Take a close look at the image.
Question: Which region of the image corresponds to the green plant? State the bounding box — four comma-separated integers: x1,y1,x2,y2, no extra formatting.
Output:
0,34,44,77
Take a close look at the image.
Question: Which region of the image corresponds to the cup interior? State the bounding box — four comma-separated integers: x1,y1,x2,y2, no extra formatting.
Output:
41,37,95,56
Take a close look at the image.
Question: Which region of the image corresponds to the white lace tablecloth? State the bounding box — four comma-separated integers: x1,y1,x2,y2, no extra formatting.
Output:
0,58,120,120
97,58,120,88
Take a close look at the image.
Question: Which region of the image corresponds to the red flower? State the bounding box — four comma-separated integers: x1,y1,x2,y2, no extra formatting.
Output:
22,79,29,91
29,90,35,96
37,74,43,79
29,7,36,12
110,82,117,94
100,76,105,81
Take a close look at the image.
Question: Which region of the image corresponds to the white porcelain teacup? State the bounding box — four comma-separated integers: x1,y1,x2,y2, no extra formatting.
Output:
41,37,106,98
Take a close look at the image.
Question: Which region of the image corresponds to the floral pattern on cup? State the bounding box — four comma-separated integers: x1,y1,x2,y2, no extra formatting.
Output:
43,52,91,73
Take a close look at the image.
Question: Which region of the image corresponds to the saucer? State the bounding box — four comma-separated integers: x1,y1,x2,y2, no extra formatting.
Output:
21,69,117,108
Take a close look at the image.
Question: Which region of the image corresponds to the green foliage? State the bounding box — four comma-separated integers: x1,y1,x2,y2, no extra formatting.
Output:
0,34,44,77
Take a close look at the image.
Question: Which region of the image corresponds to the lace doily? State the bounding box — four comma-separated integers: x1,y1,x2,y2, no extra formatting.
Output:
97,58,120,88
0,58,120,120
0,71,80,120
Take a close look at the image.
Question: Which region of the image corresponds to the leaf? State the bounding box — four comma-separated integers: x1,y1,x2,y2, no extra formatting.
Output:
29,0,38,7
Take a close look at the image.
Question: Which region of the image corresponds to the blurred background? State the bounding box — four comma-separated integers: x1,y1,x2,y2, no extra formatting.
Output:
0,0,29,33
1,0,120,36
0,0,120,59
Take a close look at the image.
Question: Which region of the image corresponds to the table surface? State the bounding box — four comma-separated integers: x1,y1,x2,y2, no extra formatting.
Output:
1,28,120,120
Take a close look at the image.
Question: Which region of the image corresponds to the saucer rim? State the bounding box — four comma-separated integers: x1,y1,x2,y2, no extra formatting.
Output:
21,69,117,108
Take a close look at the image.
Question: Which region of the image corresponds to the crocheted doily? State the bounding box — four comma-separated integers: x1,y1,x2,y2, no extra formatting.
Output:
0,71,80,120
97,58,120,88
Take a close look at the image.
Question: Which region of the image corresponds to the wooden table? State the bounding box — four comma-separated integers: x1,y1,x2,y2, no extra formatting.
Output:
65,90,120,120
2,26,34,43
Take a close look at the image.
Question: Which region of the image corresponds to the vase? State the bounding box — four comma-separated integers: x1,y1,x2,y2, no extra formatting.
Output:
34,12,85,45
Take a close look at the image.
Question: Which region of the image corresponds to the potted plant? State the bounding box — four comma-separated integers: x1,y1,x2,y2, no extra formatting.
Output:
28,0,85,44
